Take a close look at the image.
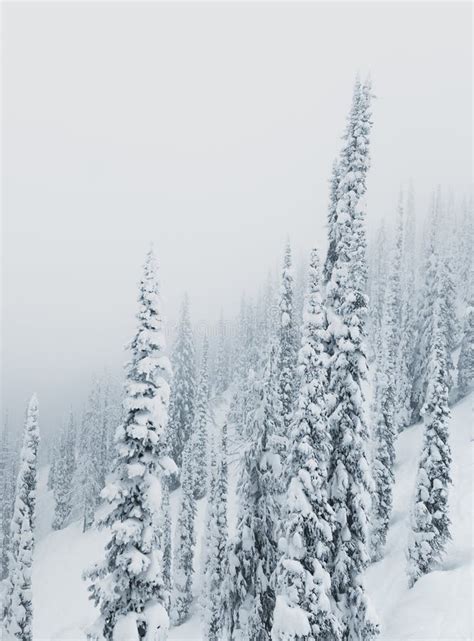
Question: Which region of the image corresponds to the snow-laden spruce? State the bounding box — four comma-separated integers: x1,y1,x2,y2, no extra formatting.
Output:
272,248,341,641
192,336,210,500
52,410,76,530
168,294,196,478
85,249,175,641
407,300,452,588
203,423,230,641
325,77,378,640
395,187,417,432
367,220,388,358
411,197,455,420
215,313,230,395
171,439,197,625
75,383,104,531
201,437,219,619
323,160,342,286
3,394,40,641
228,298,261,443
370,321,396,562
158,480,172,606
228,345,282,640
457,293,474,397
370,203,401,560
276,242,298,492
0,417,17,581
278,241,298,432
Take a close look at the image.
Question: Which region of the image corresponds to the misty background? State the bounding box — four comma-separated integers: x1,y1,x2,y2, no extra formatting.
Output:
2,2,472,436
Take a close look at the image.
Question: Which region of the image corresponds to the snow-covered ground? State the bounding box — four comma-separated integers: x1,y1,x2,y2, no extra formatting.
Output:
364,393,473,640
17,392,474,640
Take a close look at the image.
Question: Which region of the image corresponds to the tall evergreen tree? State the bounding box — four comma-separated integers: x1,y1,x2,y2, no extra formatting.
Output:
411,195,448,420
371,200,403,558
323,159,342,285
407,302,451,587
47,437,59,492
325,78,378,640
457,294,474,397
293,257,307,346
171,440,197,625
169,294,196,475
79,383,103,531
52,410,76,530
215,312,230,395
370,298,396,561
272,249,341,641
203,424,229,641
86,249,173,639
0,414,16,580
228,345,281,641
3,394,40,641
367,220,388,357
278,242,298,429
276,242,298,492
395,186,417,431
192,336,210,500
159,480,172,607
201,437,219,622
229,297,261,444
457,198,473,305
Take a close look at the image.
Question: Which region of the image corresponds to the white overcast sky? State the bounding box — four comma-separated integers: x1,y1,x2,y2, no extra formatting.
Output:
2,1,472,434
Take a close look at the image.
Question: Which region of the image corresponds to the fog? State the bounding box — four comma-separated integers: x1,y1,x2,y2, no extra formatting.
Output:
2,2,471,435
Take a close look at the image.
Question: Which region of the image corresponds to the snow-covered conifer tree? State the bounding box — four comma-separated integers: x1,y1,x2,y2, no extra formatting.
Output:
171,440,196,625
457,198,473,305
411,196,446,419
370,303,397,561
168,294,196,475
395,186,417,431
293,258,307,346
3,394,40,641
47,438,58,492
0,415,16,580
159,480,172,606
278,242,298,431
272,248,341,641
457,295,474,397
323,159,342,285
325,78,378,640
407,302,451,587
86,249,174,640
192,337,210,500
370,200,402,558
215,313,230,395
367,221,388,356
200,439,218,621
203,423,229,641
229,297,262,444
52,411,76,530
228,345,281,640
80,384,103,531
262,271,279,350
441,257,460,353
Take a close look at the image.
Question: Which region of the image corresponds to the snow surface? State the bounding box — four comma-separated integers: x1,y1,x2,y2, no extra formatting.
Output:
364,392,473,640
2,392,471,640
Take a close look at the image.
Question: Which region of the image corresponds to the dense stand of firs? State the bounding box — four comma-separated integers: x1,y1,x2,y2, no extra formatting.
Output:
1,78,473,640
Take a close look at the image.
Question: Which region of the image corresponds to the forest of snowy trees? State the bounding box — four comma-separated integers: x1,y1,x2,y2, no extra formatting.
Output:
1,77,473,641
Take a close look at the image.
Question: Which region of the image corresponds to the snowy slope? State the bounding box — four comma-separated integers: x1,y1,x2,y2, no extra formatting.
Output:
6,393,471,640
364,393,473,640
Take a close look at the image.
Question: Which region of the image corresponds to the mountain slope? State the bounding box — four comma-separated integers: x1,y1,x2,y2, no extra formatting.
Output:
7,393,471,640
